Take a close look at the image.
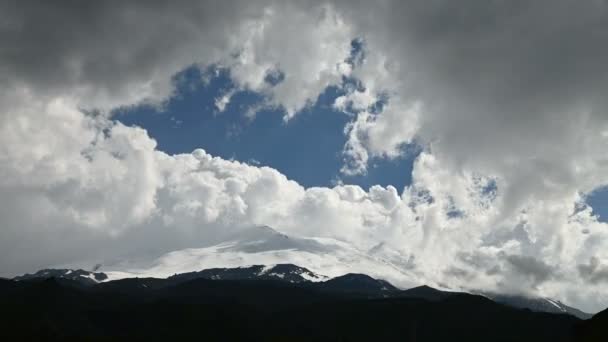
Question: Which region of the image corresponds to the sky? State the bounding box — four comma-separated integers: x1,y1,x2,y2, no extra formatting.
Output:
116,65,416,191
2,0,608,313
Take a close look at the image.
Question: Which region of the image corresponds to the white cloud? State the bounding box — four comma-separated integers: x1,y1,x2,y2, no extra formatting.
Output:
331,0,608,310
214,90,234,113
221,2,353,119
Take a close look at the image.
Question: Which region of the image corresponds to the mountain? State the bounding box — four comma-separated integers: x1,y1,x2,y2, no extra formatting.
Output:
486,293,593,320
0,278,16,292
14,264,395,298
13,268,108,286
14,263,591,320
396,285,592,320
169,263,328,284
394,284,592,320
576,306,608,341
100,226,417,289
0,273,586,341
317,273,398,296
9,260,606,339
13,226,591,319
398,285,459,301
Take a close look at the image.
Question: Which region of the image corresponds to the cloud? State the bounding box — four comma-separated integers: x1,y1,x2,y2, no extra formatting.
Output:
338,0,608,212
504,255,557,288
222,2,353,118
0,0,352,115
1,0,608,313
578,257,608,284
333,0,608,310
0,0,245,110
0,0,357,275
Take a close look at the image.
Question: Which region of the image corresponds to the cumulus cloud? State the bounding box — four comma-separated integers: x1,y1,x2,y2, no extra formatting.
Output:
1,0,608,313
333,0,608,310
222,2,353,118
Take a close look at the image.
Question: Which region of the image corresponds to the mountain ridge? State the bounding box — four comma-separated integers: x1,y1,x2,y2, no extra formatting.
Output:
11,226,592,319
1,270,590,341
13,263,592,319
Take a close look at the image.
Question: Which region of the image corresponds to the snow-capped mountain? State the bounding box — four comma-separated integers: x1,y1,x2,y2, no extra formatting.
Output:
4,270,587,341
13,263,592,318
169,264,328,284
13,269,108,286
486,293,592,320
100,225,418,289
13,225,592,319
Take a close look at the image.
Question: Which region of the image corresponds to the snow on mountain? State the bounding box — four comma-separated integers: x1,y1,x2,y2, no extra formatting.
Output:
169,264,328,284
101,225,418,289
20,225,590,318
13,269,108,286
485,293,592,320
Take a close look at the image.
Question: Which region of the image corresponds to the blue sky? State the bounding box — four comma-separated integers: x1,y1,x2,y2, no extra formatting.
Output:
588,188,608,222
115,66,608,221
116,66,416,192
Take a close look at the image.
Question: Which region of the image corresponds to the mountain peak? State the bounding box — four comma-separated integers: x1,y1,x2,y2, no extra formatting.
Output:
320,273,398,294
399,285,457,301
14,268,108,286
168,263,327,284
410,285,439,292
256,225,280,233
225,225,290,244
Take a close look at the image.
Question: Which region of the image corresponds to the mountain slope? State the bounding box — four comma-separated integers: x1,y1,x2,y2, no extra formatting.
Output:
398,285,459,301
317,273,398,296
100,226,417,289
487,293,592,320
14,263,592,320
17,226,591,319
13,269,108,286
169,263,328,284
0,273,584,341
576,306,608,341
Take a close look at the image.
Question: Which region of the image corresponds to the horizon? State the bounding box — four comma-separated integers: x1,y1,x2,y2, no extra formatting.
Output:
8,224,594,317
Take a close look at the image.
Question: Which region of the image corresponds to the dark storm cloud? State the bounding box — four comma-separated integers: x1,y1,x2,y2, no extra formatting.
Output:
0,0,266,107
337,0,608,195
5,0,607,114
344,0,608,107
